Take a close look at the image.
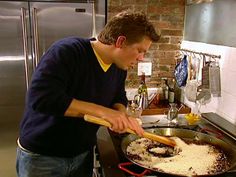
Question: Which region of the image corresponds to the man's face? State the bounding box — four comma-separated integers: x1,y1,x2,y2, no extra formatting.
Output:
113,37,152,70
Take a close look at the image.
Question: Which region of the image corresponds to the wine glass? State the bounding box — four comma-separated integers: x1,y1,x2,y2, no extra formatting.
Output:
126,100,142,122
166,103,178,126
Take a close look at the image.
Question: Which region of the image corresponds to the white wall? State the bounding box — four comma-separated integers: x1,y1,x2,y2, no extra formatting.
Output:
181,40,236,124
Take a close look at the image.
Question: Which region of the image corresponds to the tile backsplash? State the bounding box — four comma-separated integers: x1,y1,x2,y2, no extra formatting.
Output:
181,40,236,124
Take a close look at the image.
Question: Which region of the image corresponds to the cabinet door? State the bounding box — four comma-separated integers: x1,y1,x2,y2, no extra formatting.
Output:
30,2,94,58
0,1,30,125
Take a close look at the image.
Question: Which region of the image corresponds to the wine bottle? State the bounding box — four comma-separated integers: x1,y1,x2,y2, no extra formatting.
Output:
136,72,148,109
168,79,175,103
138,72,148,95
160,78,169,101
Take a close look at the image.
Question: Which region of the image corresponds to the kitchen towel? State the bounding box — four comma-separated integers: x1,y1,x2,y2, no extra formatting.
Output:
175,55,188,87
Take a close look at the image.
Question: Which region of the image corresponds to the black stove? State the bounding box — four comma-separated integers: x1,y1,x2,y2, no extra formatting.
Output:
96,113,236,177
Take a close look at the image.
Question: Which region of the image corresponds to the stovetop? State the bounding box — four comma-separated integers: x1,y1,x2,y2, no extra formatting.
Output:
96,113,236,177
201,113,236,141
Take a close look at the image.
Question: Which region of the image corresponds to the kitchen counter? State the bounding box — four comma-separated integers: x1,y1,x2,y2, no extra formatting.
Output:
142,101,191,115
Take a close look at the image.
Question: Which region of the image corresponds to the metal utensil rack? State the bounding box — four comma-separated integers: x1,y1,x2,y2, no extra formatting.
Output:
179,48,221,60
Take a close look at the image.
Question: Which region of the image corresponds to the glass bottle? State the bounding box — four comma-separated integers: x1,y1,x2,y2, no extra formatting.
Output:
160,78,169,101
168,79,175,103
167,103,178,122
138,72,148,95
136,72,148,109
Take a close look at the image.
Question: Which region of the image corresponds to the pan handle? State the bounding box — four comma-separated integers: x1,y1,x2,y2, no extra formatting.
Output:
200,128,223,139
227,162,236,173
228,169,236,173
118,162,151,177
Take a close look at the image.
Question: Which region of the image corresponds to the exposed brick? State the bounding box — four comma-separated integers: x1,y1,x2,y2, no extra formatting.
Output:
149,43,159,50
172,6,185,14
155,21,170,29
152,70,159,76
108,0,121,6
147,6,172,15
161,29,183,36
136,0,148,4
159,44,180,50
157,36,170,43
169,22,184,30
144,53,152,58
108,0,185,88
148,14,161,21
159,65,170,72
170,36,183,44
164,51,176,59
126,71,138,80
170,64,177,71
158,70,175,78
160,0,185,6
108,5,133,13
134,5,148,12
121,0,136,5
125,80,139,88
161,15,184,23
148,0,161,4
152,50,165,58
142,57,152,62
159,57,176,65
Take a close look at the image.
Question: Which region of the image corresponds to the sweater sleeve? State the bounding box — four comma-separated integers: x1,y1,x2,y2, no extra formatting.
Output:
111,71,128,107
27,42,77,116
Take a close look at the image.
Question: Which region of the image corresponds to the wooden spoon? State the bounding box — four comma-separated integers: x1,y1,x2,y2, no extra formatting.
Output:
84,114,176,147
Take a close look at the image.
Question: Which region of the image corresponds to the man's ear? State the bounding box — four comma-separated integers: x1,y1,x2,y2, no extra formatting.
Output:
115,36,126,48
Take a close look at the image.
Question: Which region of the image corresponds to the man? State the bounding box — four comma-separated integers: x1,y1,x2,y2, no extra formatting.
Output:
16,10,160,177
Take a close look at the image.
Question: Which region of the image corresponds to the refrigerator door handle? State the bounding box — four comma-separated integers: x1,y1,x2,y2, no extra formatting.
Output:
21,7,30,90
32,7,40,70
92,2,96,37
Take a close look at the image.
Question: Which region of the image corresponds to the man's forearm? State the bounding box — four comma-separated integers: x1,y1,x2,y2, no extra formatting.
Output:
64,99,125,118
64,99,107,118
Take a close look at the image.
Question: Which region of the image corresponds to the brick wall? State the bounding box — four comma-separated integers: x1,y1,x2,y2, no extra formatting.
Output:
107,0,185,88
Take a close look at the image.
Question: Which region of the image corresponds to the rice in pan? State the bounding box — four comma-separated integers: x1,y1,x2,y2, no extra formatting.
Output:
126,137,229,176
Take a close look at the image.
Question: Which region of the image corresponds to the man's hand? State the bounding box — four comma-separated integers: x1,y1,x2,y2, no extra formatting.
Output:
102,110,144,137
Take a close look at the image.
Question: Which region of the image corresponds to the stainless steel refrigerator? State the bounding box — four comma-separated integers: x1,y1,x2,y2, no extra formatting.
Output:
0,0,107,127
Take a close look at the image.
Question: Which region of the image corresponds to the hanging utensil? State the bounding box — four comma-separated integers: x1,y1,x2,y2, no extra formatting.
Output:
84,114,176,147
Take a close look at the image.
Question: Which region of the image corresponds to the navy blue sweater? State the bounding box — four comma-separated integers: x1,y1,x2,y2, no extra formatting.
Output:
19,37,128,157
